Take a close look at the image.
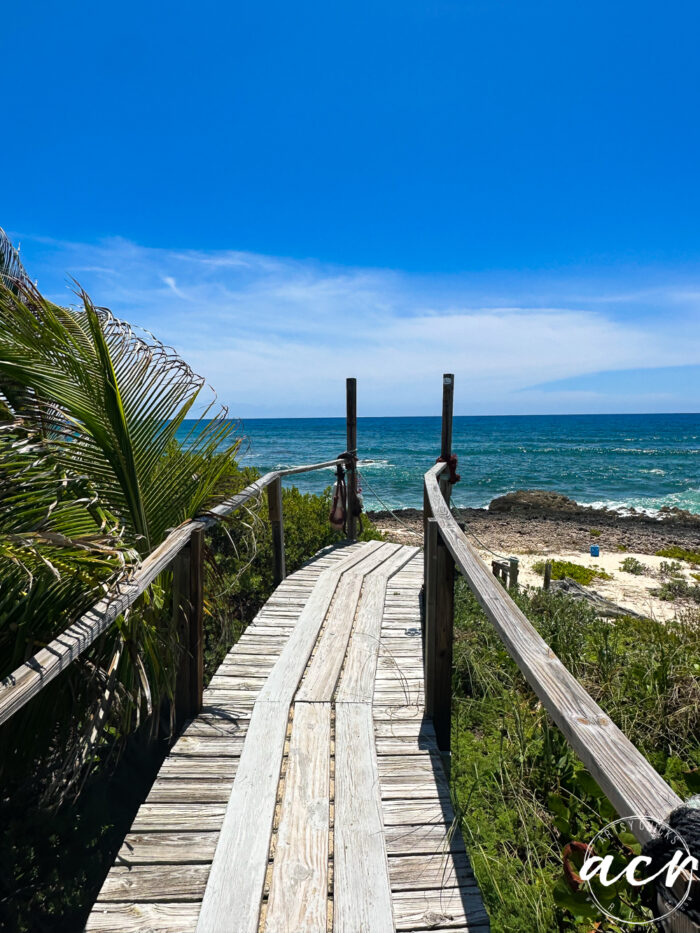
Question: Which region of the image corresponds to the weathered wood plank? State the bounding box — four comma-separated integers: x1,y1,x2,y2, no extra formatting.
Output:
167,735,246,757
98,864,210,902
85,903,200,932
195,700,288,932
131,804,227,832
388,852,475,890
258,542,382,704
334,703,395,932
118,832,219,865
336,547,418,704
156,758,240,779
296,544,400,703
384,824,466,856
392,888,489,930
265,702,330,933
147,780,234,803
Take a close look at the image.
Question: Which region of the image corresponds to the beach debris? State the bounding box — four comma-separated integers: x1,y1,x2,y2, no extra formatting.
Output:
549,577,644,619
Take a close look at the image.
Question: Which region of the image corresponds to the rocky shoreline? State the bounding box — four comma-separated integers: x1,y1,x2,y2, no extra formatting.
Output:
367,489,700,554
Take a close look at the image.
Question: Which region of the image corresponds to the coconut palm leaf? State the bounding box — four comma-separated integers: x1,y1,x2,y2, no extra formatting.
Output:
0,271,243,794
0,281,240,552
0,226,30,292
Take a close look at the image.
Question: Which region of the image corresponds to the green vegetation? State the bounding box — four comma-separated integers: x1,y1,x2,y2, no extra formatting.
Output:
659,559,684,576
1,478,381,932
653,578,700,604
655,546,700,566
532,559,612,586
619,556,646,575
616,543,628,552
589,528,602,537
451,581,700,932
0,234,383,930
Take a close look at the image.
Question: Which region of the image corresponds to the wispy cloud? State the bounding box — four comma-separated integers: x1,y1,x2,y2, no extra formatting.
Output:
16,234,700,416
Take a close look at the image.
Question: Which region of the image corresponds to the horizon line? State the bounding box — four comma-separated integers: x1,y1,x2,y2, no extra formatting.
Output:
183,410,700,421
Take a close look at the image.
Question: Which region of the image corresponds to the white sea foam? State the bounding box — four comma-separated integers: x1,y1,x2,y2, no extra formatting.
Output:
579,489,700,517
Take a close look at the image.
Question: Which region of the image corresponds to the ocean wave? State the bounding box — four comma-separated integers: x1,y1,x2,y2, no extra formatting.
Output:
358,459,392,470
579,489,700,517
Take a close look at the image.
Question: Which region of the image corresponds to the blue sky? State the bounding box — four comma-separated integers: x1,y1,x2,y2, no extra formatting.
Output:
4,1,700,415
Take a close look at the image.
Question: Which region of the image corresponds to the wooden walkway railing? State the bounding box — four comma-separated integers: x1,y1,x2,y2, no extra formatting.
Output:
0,378,362,730
423,374,694,933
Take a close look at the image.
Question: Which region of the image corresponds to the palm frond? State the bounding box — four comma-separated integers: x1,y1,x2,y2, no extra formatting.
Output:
0,226,31,293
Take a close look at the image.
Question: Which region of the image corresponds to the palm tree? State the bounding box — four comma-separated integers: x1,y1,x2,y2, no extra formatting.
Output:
0,234,241,797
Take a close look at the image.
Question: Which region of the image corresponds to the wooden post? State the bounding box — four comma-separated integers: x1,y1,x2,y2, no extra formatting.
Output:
346,377,358,540
433,530,455,754
267,476,285,585
509,557,519,590
424,517,439,715
423,482,432,605
543,561,552,590
173,524,204,725
440,373,454,505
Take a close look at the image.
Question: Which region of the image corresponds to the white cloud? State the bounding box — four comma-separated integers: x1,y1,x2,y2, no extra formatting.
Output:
21,235,700,415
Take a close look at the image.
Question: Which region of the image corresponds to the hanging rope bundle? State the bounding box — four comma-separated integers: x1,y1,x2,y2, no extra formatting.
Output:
641,796,700,929
329,460,347,533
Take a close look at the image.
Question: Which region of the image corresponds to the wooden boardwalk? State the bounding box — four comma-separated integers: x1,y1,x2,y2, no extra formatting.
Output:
87,540,489,932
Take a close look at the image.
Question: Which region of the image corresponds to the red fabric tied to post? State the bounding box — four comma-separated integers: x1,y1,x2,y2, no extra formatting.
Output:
436,453,460,484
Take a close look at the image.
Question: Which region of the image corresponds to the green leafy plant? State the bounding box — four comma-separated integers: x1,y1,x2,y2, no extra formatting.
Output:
653,578,700,604
659,559,684,576
0,274,243,797
619,557,646,575
589,528,602,537
532,559,612,586
655,546,700,566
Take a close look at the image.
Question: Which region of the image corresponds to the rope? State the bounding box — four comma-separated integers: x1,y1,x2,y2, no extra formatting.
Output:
641,797,700,927
358,468,514,563
449,502,511,562
356,470,421,537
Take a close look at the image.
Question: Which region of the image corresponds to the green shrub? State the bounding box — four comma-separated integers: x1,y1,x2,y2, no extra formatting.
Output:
653,578,700,604
620,557,646,575
660,559,685,577
452,581,700,932
589,528,602,537
616,543,628,552
532,559,612,586
655,546,700,566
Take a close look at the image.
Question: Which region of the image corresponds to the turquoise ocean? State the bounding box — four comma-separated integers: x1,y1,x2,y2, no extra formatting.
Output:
179,413,700,516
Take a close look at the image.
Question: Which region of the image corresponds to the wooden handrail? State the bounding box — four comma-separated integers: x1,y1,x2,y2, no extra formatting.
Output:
0,457,349,727
424,459,682,842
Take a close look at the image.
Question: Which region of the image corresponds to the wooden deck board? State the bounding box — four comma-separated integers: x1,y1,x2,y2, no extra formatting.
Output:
87,544,488,932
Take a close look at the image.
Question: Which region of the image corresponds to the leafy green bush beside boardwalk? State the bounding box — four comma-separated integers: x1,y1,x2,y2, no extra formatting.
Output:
451,580,700,932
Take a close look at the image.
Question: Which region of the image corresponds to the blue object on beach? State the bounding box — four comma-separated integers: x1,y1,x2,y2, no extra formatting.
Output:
590,545,600,557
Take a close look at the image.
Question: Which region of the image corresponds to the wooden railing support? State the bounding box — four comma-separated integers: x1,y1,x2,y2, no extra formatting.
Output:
424,515,455,755
509,557,519,590
267,476,286,585
424,516,438,701
346,377,358,540
173,524,204,725
423,483,432,594
440,373,454,505
424,459,682,840
543,561,552,590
